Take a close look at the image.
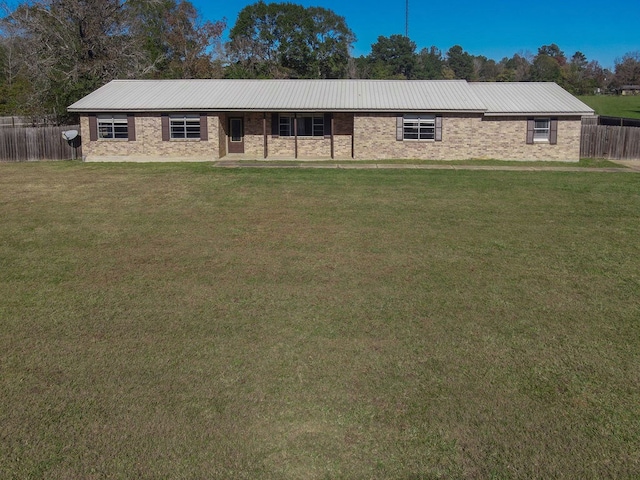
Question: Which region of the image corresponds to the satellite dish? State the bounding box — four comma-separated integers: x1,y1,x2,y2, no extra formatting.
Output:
62,129,78,141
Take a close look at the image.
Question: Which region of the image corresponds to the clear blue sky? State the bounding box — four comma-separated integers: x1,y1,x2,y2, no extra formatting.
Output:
195,0,639,70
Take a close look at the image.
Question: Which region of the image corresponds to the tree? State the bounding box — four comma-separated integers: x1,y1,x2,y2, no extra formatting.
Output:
583,60,608,92
367,34,417,79
474,56,501,82
537,44,566,66
530,54,562,82
612,51,640,88
0,0,140,119
498,53,531,82
127,0,226,79
415,46,444,79
446,45,474,80
0,0,224,120
563,51,589,94
226,1,355,79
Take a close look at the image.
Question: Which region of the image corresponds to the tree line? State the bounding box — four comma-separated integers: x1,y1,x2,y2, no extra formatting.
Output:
1,0,638,123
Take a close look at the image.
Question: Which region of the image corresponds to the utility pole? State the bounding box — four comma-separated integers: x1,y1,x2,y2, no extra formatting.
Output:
405,0,409,37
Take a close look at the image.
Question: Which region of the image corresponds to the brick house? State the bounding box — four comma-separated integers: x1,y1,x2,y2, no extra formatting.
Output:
68,79,594,162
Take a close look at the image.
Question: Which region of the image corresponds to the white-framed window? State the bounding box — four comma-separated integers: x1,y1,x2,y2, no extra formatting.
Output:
403,114,435,140
278,114,324,137
170,115,200,139
97,114,128,139
533,118,551,142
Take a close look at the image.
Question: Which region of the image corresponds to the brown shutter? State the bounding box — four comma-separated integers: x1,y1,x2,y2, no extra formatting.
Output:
324,113,332,138
435,116,443,141
549,118,558,144
89,114,98,141
161,114,169,141
200,113,208,141
526,119,534,144
396,115,403,141
271,113,279,137
127,114,136,141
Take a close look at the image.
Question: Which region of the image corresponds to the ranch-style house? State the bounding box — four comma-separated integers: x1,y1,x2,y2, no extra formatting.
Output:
68,79,594,162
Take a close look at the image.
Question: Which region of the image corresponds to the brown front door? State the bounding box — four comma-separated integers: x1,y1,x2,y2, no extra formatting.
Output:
228,117,244,154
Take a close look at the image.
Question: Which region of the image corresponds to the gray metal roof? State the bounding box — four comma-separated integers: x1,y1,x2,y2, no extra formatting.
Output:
68,79,593,116
469,82,594,116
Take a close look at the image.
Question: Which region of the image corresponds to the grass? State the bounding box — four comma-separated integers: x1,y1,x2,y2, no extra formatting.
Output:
1,161,639,478
578,95,640,119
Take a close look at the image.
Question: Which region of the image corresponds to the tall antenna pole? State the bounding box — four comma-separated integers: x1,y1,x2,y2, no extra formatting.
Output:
405,0,409,37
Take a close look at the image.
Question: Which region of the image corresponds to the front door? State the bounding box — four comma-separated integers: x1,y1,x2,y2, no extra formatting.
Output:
228,117,244,154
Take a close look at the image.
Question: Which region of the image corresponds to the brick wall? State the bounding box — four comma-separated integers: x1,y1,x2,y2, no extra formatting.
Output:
81,112,582,162
334,113,354,159
353,113,582,161
243,113,265,157
81,114,220,162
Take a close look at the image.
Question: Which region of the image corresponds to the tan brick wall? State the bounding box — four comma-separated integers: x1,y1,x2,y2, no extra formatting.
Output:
265,113,352,159
297,137,332,159
82,114,220,162
81,112,582,162
243,113,266,158
354,113,582,161
268,137,296,158
334,113,354,159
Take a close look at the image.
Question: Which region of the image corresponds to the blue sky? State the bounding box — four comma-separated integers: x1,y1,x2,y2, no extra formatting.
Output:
195,0,639,70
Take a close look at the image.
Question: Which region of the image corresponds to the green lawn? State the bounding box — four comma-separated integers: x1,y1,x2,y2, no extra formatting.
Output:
1,162,639,478
579,94,640,118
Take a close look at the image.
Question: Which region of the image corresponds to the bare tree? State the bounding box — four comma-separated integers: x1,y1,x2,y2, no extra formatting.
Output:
0,0,225,120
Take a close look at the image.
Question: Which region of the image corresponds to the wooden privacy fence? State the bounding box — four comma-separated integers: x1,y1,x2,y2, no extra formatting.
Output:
581,124,640,160
0,125,81,162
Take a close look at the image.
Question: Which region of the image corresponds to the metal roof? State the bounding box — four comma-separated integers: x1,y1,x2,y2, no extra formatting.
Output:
68,79,593,116
68,79,484,113
469,82,594,116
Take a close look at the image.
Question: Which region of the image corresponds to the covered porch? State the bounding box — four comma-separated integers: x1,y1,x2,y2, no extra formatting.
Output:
218,112,355,160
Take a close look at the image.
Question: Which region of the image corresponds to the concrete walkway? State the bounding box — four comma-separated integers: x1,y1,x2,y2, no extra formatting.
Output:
214,160,639,173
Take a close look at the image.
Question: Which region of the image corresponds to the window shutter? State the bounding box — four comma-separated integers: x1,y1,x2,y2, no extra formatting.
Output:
271,113,279,137
161,114,170,141
127,114,136,141
89,114,97,141
324,113,332,138
549,118,558,144
526,119,534,144
396,115,403,141
435,116,443,142
200,113,208,141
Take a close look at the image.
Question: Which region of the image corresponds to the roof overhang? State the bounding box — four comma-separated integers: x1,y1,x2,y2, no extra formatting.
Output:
482,112,594,117
69,108,489,114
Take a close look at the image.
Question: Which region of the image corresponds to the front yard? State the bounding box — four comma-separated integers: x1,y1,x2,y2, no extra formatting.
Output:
1,162,638,478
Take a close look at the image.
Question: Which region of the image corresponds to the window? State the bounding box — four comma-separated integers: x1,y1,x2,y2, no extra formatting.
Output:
403,114,435,140
97,115,128,139
278,114,324,137
279,115,292,137
170,115,200,139
533,118,550,142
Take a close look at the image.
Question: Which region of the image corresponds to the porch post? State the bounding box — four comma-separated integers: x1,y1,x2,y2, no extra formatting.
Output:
294,113,298,159
330,114,335,159
351,115,355,159
263,113,267,158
